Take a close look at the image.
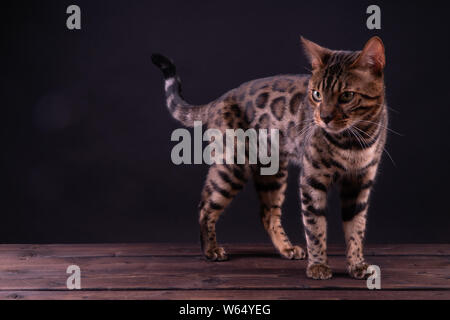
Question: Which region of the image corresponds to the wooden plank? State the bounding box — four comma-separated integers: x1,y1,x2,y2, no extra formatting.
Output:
0,255,448,290
0,243,448,259
0,243,448,302
0,290,448,300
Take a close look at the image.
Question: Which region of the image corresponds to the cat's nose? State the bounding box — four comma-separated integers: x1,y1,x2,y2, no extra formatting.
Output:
320,113,334,124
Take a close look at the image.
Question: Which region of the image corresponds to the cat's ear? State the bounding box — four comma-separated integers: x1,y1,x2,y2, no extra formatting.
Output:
300,36,331,69
352,36,385,73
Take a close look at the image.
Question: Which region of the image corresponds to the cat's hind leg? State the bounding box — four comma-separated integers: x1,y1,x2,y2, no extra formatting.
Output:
199,164,250,261
253,163,306,260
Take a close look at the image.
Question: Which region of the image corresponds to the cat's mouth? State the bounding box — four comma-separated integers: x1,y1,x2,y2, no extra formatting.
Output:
315,120,349,134
314,111,349,134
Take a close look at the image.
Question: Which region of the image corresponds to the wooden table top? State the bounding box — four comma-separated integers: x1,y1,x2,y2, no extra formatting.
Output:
0,243,448,300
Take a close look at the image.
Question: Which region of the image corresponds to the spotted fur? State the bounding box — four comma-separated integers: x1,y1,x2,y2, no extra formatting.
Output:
152,36,388,279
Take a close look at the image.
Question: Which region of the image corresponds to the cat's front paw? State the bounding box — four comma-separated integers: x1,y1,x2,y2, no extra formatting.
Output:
348,262,369,279
204,246,228,262
281,245,306,260
306,263,332,280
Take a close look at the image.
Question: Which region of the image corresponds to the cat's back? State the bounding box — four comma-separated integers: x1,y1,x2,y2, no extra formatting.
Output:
235,74,310,102
208,74,310,130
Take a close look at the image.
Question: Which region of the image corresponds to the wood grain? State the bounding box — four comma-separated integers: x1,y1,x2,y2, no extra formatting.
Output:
0,290,447,300
0,244,448,300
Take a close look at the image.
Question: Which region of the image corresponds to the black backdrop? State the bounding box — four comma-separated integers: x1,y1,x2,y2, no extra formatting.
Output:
2,1,449,244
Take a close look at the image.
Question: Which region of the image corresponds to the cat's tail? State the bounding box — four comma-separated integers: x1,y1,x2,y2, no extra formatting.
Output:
151,53,210,127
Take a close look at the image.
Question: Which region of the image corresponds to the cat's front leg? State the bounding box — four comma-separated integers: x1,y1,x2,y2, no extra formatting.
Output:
299,167,333,280
340,165,378,279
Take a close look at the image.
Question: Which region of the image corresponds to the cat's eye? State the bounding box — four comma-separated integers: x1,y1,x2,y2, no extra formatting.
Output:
339,91,355,103
312,90,322,102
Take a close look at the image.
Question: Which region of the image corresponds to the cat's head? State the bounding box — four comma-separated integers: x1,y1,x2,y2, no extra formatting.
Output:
301,36,385,134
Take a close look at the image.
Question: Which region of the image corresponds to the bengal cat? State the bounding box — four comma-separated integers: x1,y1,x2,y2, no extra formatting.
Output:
152,36,387,280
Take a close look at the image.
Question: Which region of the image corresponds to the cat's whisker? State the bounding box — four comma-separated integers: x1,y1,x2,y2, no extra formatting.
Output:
352,125,373,139
357,119,404,137
301,123,316,146
298,122,315,137
382,147,396,166
349,128,362,149
301,125,312,139
386,106,400,114
352,125,396,166
373,103,400,114
356,130,370,149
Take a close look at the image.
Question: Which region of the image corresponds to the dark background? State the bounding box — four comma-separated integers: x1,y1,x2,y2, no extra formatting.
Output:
1,1,449,244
